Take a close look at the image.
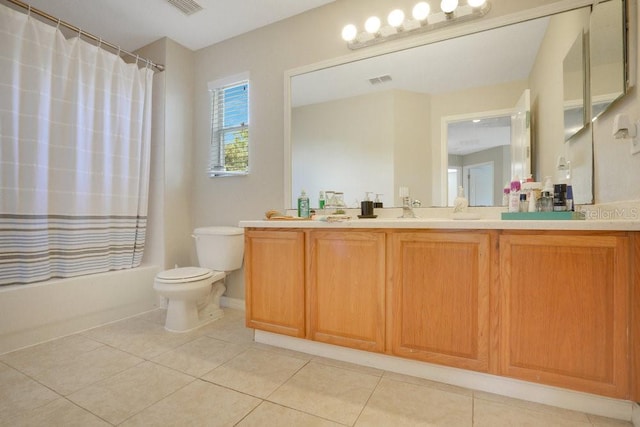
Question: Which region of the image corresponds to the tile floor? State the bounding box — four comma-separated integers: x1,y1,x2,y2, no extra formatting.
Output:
0,308,633,426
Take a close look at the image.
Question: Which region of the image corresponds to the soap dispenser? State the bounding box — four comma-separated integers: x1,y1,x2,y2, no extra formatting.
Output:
453,186,469,213
374,194,383,209
360,192,374,217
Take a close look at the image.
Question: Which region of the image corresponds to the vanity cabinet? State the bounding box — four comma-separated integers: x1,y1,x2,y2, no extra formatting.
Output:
308,231,386,352
244,229,305,337
244,226,638,400
389,231,495,372
632,233,640,402
499,231,630,398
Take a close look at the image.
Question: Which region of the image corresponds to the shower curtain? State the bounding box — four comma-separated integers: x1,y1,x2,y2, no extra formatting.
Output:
0,4,153,285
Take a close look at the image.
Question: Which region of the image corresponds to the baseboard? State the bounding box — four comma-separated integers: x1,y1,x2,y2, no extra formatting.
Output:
255,330,633,422
220,296,245,311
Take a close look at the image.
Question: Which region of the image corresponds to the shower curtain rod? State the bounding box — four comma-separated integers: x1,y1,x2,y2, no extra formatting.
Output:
5,0,165,72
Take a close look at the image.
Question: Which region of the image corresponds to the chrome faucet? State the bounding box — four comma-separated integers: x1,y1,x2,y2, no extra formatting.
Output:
400,196,418,218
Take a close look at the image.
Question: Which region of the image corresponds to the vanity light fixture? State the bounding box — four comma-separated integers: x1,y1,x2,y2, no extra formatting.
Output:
342,0,490,49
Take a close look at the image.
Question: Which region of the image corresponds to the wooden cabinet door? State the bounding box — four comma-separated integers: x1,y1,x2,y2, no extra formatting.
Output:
390,231,493,372
245,229,305,337
499,232,630,398
632,233,640,401
308,231,386,352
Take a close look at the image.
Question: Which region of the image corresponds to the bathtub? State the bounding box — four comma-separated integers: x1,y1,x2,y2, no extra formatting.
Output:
0,265,160,354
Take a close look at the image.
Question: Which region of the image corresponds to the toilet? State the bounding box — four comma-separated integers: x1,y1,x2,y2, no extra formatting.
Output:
153,226,244,332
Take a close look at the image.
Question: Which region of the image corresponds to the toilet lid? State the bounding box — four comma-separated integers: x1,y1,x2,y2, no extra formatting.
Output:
156,267,212,281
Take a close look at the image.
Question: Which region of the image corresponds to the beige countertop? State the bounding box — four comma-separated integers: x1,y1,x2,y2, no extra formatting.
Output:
239,203,640,231
239,217,640,231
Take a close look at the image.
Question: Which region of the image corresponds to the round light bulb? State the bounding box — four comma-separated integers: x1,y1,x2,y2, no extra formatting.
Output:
412,2,431,21
364,16,381,34
341,24,358,42
467,0,486,7
387,9,405,28
441,0,459,13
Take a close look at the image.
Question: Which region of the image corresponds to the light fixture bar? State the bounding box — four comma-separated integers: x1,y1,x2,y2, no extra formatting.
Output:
344,1,491,50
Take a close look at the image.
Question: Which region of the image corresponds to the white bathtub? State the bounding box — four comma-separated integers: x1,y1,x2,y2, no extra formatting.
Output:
0,265,160,354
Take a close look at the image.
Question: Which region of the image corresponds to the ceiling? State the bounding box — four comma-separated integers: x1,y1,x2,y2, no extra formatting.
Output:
11,0,335,51
291,16,549,107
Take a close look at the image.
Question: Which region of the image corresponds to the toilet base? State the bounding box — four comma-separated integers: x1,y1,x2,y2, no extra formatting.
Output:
163,281,226,333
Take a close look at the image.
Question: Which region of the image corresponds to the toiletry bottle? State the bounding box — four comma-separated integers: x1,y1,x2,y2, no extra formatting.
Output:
508,176,521,213
519,193,527,212
374,194,383,209
540,191,553,212
502,182,510,207
453,186,468,213
553,184,567,212
298,190,310,218
566,185,574,211
318,191,326,210
361,192,374,217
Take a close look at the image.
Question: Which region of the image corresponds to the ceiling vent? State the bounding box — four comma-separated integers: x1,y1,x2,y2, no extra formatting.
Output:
368,75,392,85
166,0,203,16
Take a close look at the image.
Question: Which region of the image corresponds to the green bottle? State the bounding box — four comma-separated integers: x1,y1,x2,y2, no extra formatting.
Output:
297,190,310,218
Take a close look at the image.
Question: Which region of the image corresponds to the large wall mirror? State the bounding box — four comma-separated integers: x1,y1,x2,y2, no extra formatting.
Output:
286,3,627,209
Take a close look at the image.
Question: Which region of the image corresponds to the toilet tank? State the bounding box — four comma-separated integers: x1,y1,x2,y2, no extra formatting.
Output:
193,226,244,272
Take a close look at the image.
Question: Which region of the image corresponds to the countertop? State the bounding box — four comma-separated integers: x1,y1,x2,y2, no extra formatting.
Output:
239,217,640,231
239,204,640,231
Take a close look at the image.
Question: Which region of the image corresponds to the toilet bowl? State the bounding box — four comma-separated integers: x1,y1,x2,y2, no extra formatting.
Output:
153,226,244,332
153,267,225,332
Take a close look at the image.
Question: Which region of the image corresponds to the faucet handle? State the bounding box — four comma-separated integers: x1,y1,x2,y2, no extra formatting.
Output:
412,199,422,208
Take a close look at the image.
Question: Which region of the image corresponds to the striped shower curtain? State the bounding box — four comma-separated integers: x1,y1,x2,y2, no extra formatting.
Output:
0,4,153,285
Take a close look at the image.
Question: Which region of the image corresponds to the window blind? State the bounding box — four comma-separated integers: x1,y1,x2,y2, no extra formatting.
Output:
208,79,249,177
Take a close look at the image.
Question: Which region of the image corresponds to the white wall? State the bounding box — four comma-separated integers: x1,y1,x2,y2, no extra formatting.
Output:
292,91,395,208
429,79,528,205
529,7,593,204
592,0,640,203
136,38,196,270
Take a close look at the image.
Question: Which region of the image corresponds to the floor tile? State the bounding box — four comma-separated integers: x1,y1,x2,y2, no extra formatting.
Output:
4,345,142,395
120,379,261,427
6,397,110,426
474,391,593,423
132,308,167,325
0,334,105,372
383,371,473,397
237,401,343,427
202,347,307,398
202,317,255,344
588,414,633,426
312,355,384,377
356,377,473,426
152,335,249,377
268,361,380,425
0,362,59,424
473,398,593,427
82,316,198,359
250,341,314,362
68,361,194,425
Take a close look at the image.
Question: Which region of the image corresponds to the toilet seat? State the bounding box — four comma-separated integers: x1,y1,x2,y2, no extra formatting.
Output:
155,267,224,284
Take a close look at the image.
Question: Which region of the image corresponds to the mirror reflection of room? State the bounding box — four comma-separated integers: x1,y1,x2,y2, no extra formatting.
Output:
290,6,599,208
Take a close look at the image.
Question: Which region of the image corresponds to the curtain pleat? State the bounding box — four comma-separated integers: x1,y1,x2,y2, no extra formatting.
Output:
0,4,153,286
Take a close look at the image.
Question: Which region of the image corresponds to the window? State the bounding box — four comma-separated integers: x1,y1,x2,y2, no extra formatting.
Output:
208,74,249,176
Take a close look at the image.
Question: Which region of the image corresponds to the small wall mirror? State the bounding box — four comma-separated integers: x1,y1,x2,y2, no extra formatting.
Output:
563,33,586,141
590,0,626,120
